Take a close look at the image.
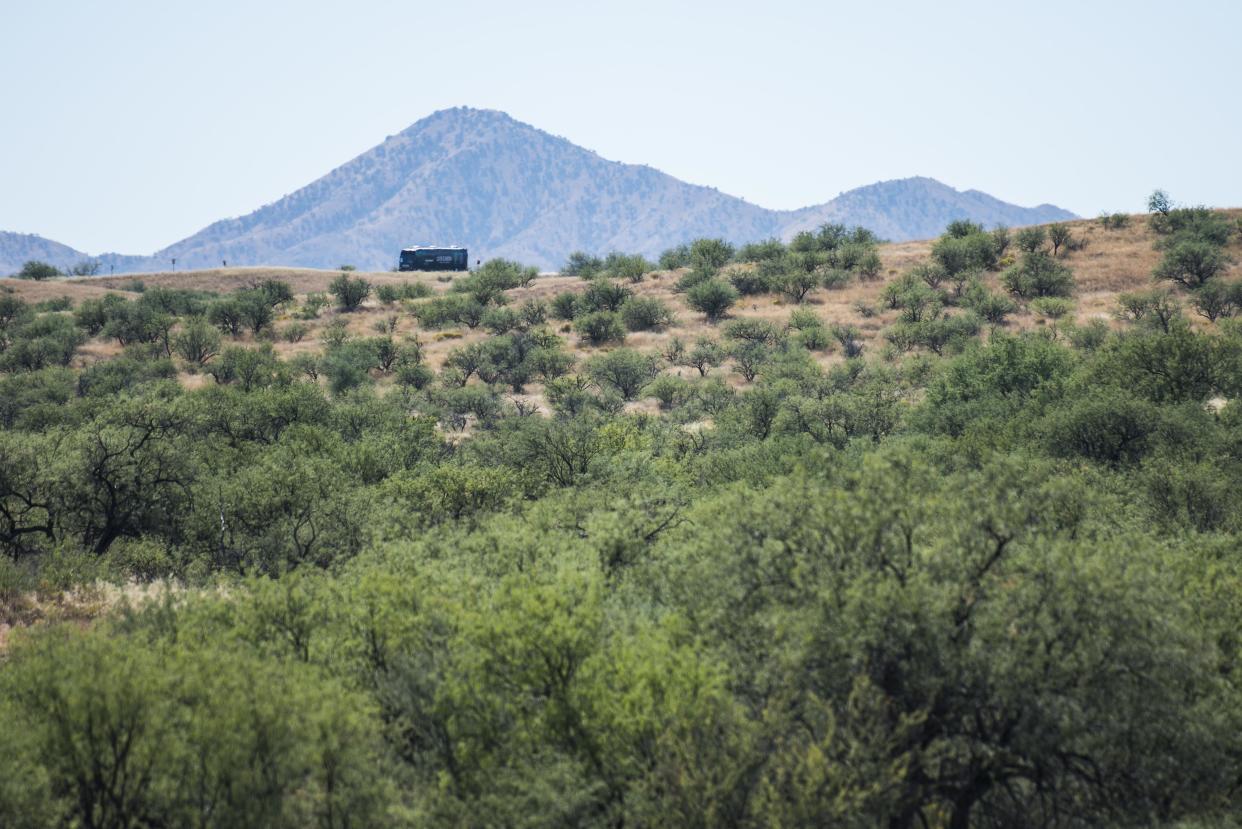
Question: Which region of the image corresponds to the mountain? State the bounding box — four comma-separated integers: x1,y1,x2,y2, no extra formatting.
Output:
782,177,1076,242
0,231,91,275
2,108,1076,273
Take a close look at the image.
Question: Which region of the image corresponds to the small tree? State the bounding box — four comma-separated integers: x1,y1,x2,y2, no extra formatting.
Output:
1048,224,1074,257
1154,239,1227,288
686,279,738,322
173,317,222,366
14,260,60,281
602,252,652,282
581,279,632,313
1015,226,1047,254
237,290,274,336
620,297,674,331
69,260,101,276
586,348,660,400
208,298,245,338
1002,252,1075,298
562,251,603,278
729,341,769,382
330,273,372,311
688,238,735,274
1191,281,1240,323
1147,189,1172,216
831,324,864,358
1116,289,1181,332
684,337,724,376
574,311,626,346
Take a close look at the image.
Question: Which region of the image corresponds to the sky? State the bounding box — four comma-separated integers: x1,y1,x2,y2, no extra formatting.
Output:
2,0,1239,254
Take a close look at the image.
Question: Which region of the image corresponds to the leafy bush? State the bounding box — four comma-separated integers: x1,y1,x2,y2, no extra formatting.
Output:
1048,223,1074,257
298,292,329,319
1001,252,1075,298
734,238,786,263
563,251,604,278
1030,297,1075,320
452,258,538,304
574,311,626,346
586,348,659,399
1154,239,1228,288
1098,212,1130,230
725,266,770,296
965,286,1017,325
685,279,738,322
1191,280,1241,322
413,294,485,329
580,279,632,313
329,273,372,311
620,297,674,331
602,252,653,282
13,260,60,280
322,340,379,395
1015,226,1047,254
33,296,72,313
549,291,581,321
173,317,222,366
658,243,691,270
688,238,735,274
644,374,691,410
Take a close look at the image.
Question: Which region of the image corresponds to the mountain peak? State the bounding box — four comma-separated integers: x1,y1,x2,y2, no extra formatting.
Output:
1,112,1076,273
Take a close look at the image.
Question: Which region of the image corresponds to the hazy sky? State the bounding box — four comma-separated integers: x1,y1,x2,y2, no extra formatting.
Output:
3,0,1239,254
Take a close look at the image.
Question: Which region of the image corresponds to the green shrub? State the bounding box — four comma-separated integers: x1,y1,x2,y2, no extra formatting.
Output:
685,279,738,322
602,252,653,282
329,273,372,311
688,238,735,274
1030,297,1075,320
562,251,604,278
323,341,378,395
173,317,222,366
644,374,691,410
33,296,72,313
1154,239,1228,288
586,348,660,399
281,322,309,343
298,292,329,319
725,266,770,296
658,243,691,270
1015,226,1047,254
734,238,786,263
620,297,674,331
13,260,60,280
574,311,626,346
1191,280,1241,322
550,291,581,320
1098,212,1130,230
1001,252,1075,298
581,279,632,313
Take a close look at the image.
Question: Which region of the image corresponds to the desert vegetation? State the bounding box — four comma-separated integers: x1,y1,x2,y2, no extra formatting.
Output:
1,200,1241,826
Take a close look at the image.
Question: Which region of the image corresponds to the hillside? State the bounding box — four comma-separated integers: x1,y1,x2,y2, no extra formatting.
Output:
4,209,1242,826
0,108,1074,274
7,210,1237,391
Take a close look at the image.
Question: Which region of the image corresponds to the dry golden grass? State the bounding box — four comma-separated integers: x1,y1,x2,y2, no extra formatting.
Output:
0,579,180,653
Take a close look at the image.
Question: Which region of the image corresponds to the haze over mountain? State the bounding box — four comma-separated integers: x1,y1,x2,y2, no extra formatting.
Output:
2,108,1075,274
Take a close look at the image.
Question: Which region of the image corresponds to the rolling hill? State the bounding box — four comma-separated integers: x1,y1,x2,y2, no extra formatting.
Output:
2,108,1075,274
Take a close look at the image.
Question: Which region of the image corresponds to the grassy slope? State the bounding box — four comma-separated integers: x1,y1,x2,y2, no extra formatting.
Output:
4,210,1241,405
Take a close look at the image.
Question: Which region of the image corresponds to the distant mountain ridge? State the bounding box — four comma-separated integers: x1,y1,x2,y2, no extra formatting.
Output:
1,107,1076,273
